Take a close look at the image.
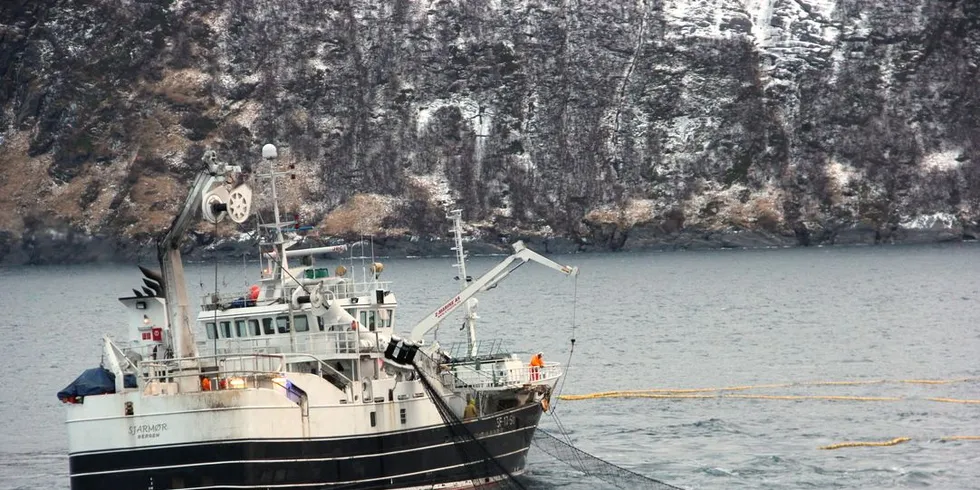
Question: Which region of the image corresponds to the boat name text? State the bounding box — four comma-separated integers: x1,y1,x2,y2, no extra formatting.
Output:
129,423,169,440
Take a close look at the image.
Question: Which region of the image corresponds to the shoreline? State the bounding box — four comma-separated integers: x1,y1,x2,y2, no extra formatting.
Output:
1,224,974,266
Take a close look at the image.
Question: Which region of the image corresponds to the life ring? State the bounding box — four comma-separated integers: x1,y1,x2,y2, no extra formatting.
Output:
541,398,550,412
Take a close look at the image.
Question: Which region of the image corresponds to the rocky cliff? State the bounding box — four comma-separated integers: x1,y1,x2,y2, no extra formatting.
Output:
1,0,978,263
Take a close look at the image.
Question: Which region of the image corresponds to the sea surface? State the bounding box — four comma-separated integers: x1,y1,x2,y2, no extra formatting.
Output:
2,244,980,489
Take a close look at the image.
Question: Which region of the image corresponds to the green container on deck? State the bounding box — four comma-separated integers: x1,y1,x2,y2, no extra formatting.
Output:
303,268,328,279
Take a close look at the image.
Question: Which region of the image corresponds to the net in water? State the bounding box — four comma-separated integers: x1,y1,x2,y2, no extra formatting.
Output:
531,428,684,490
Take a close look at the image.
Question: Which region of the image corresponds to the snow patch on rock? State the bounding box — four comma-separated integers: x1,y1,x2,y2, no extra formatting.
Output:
921,150,963,172
410,173,455,210
899,212,958,230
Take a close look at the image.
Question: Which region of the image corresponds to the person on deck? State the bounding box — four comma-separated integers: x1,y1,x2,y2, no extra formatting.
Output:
529,352,544,381
463,398,478,420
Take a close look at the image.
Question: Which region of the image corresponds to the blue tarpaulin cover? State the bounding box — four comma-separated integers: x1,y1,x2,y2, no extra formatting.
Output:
57,367,136,402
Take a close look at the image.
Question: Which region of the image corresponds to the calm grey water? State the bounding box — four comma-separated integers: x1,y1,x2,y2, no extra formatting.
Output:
2,244,980,489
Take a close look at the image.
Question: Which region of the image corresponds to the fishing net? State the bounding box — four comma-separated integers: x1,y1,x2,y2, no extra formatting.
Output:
398,343,683,490
531,428,685,489
411,359,527,490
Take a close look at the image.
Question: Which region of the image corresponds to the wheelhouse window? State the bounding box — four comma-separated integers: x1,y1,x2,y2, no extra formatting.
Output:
220,321,232,338
294,315,309,332
262,318,275,335
205,322,217,340
235,319,248,337
249,319,261,336
276,316,290,334
359,311,378,331
380,308,393,329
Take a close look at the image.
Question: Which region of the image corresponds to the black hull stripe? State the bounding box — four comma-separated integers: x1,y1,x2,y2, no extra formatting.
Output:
69,440,532,490
71,425,536,477
153,448,528,489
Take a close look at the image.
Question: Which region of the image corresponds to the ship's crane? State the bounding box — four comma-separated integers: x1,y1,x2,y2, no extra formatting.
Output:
408,240,578,346
158,150,252,361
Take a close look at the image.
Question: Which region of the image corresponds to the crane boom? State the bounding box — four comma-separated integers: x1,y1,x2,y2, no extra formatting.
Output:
409,240,578,344
157,151,248,360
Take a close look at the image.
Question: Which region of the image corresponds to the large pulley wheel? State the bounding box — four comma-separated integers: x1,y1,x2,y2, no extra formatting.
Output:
227,190,250,223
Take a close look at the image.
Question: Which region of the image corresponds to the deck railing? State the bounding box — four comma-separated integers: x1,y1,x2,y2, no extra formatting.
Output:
196,330,362,357
443,361,563,390
200,279,393,310
139,353,287,393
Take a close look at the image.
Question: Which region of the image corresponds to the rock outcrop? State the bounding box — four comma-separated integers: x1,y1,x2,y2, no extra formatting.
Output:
1,0,978,263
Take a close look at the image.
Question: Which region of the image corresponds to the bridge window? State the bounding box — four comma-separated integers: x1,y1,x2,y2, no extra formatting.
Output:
294,315,309,332
359,311,380,331
205,322,217,340
220,321,232,338
235,320,248,337
262,318,275,335
276,316,290,334
249,319,261,336
380,309,393,329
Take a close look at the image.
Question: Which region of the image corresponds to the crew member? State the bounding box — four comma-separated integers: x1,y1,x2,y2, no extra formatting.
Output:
200,376,212,391
529,352,544,381
463,398,478,420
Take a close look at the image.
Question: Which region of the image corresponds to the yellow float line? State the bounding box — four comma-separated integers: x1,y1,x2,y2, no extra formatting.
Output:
927,397,980,404
819,437,911,450
559,378,980,401
941,436,980,441
558,393,906,402
726,394,903,402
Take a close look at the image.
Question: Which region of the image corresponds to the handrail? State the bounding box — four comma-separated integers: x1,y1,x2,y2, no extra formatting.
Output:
201,279,395,309
285,353,354,387
198,330,362,356
443,361,563,390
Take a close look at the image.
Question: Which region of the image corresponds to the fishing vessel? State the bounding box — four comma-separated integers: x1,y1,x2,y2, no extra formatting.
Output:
58,144,579,489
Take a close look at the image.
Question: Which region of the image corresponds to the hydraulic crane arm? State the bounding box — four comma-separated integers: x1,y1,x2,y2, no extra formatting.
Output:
157,151,250,359
409,241,578,343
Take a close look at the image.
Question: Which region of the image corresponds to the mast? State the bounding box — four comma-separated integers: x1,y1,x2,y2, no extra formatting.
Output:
449,210,479,357
262,144,288,291
257,144,298,349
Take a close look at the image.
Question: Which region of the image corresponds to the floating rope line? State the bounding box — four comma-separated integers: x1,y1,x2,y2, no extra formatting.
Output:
727,394,904,402
561,393,904,402
927,397,980,404
560,377,980,401
941,436,980,441
819,437,911,450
